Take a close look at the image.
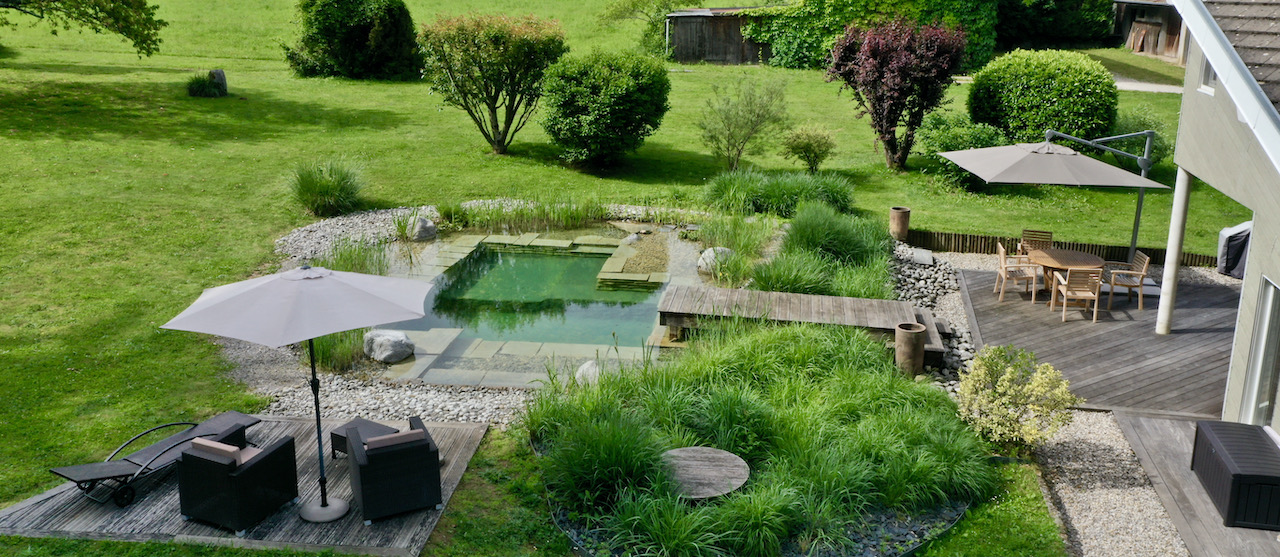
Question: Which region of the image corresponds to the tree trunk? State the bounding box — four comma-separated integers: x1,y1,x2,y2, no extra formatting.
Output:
882,134,902,170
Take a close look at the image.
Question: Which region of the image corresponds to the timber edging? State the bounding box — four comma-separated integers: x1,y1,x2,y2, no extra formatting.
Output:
905,229,1216,267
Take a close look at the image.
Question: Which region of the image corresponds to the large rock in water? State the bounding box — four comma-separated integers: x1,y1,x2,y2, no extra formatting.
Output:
697,247,734,274
363,330,414,363
410,217,437,241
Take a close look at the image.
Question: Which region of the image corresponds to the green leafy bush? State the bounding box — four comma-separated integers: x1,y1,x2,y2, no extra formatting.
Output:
284,0,423,80
915,111,1008,188
541,405,666,512
1109,104,1172,172
540,51,671,165
698,77,790,171
186,73,227,98
996,0,1114,50
780,125,836,173
956,345,1083,450
740,0,997,70
289,159,366,216
968,49,1118,142
420,14,569,154
783,201,890,265
705,169,854,217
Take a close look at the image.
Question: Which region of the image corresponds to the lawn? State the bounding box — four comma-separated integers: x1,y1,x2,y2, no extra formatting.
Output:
0,0,1239,554
1076,47,1186,86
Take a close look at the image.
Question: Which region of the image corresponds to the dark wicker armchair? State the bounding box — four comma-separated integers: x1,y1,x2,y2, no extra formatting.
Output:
178,432,298,536
347,416,442,524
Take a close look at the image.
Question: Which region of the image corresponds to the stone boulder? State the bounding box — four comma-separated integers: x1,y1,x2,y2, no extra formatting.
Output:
697,247,734,274
208,69,228,96
363,330,414,363
410,217,437,241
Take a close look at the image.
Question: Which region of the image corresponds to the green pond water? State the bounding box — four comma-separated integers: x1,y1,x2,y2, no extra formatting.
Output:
391,248,662,347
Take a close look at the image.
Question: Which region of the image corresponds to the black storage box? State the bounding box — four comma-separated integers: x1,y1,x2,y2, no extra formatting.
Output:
1191,420,1280,530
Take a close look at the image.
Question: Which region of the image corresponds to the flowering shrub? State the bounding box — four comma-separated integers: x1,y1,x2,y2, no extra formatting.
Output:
956,345,1082,449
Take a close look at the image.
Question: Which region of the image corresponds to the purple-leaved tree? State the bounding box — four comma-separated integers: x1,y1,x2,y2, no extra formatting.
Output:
827,20,967,170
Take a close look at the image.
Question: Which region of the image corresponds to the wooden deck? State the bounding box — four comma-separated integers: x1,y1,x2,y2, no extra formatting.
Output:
1115,411,1280,556
658,284,945,355
961,270,1238,417
0,416,487,556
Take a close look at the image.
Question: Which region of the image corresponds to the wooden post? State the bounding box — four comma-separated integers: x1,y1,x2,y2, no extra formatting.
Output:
895,322,926,376
890,207,910,242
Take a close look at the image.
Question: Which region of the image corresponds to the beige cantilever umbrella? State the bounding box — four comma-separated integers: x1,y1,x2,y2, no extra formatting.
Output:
163,265,433,523
940,141,1169,259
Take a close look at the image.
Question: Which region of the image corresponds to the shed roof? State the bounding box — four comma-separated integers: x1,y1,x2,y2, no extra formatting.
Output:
1203,0,1280,110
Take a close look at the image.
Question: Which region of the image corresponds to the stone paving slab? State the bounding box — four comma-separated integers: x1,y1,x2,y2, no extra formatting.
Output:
403,328,463,355
418,368,483,386
600,258,626,273
648,272,670,283
481,235,521,245
573,246,616,255
500,341,543,357
386,354,435,381
462,340,504,359
452,235,485,247
515,233,539,246
479,371,545,388
530,239,573,249
598,272,649,281
537,343,615,359
574,235,622,247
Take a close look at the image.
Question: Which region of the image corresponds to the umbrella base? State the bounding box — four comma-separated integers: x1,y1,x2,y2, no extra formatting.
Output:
299,497,349,523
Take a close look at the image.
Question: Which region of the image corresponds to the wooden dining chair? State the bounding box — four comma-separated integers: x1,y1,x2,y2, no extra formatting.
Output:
994,242,1040,302
1104,251,1152,310
1019,229,1053,254
1051,269,1102,322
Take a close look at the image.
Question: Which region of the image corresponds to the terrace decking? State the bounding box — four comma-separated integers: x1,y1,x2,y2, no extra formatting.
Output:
657,284,946,357
0,416,487,556
1115,411,1280,556
961,270,1238,417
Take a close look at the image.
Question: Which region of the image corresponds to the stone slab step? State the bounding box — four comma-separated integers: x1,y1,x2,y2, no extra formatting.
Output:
573,246,616,255
403,328,464,355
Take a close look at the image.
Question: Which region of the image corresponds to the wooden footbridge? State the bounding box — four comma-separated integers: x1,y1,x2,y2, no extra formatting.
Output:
657,284,947,361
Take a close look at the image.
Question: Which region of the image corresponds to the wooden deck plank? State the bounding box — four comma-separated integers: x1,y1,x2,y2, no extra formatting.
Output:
1115,412,1280,557
962,269,1237,416
656,285,944,356
0,416,488,556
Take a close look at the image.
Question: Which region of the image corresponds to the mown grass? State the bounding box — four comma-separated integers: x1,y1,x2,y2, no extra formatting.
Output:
920,463,1069,557
1077,47,1186,86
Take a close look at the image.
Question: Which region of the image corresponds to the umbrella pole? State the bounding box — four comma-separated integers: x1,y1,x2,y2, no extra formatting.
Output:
299,338,349,523
1129,189,1145,263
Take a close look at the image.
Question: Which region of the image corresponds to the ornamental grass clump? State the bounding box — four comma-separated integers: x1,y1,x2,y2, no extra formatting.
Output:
705,170,854,217
290,159,366,217
956,345,1083,451
524,323,998,553
783,201,889,265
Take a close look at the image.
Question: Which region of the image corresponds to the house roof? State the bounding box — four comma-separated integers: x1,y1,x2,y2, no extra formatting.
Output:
1173,0,1280,176
1202,0,1280,110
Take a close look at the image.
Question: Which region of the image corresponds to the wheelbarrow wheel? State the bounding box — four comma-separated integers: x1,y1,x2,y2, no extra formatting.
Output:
112,485,136,507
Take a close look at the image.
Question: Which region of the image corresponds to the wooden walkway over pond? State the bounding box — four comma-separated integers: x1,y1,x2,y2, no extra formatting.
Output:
961,270,1238,417
658,284,946,357
0,416,487,556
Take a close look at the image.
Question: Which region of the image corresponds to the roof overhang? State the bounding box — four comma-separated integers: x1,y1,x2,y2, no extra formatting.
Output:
1171,0,1280,178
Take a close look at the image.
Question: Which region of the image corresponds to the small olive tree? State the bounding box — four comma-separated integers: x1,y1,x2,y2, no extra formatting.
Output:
697,77,789,171
827,20,966,170
419,14,569,154
956,345,1082,453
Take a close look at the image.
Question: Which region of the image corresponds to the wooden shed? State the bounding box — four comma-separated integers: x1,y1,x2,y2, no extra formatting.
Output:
666,8,771,65
1114,0,1186,63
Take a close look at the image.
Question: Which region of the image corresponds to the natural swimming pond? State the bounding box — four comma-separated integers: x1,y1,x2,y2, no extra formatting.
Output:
390,246,663,347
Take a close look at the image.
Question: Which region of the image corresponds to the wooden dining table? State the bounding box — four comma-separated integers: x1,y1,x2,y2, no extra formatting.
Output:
1027,248,1105,307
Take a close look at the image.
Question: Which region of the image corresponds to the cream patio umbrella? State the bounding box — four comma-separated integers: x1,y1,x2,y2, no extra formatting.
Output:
940,139,1170,261
162,265,433,522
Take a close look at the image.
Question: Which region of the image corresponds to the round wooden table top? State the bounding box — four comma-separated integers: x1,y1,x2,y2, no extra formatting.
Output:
661,447,750,499
1027,248,1104,270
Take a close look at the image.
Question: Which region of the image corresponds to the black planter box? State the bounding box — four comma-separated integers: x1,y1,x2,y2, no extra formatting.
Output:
1191,420,1280,530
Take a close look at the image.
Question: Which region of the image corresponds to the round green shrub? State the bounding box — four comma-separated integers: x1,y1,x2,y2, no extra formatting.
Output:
289,159,366,216
915,111,1008,188
284,0,423,80
779,124,836,174
540,51,671,165
968,49,1118,142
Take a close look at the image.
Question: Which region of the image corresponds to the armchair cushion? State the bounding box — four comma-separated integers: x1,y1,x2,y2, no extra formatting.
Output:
348,417,442,522
366,429,426,449
190,438,240,461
